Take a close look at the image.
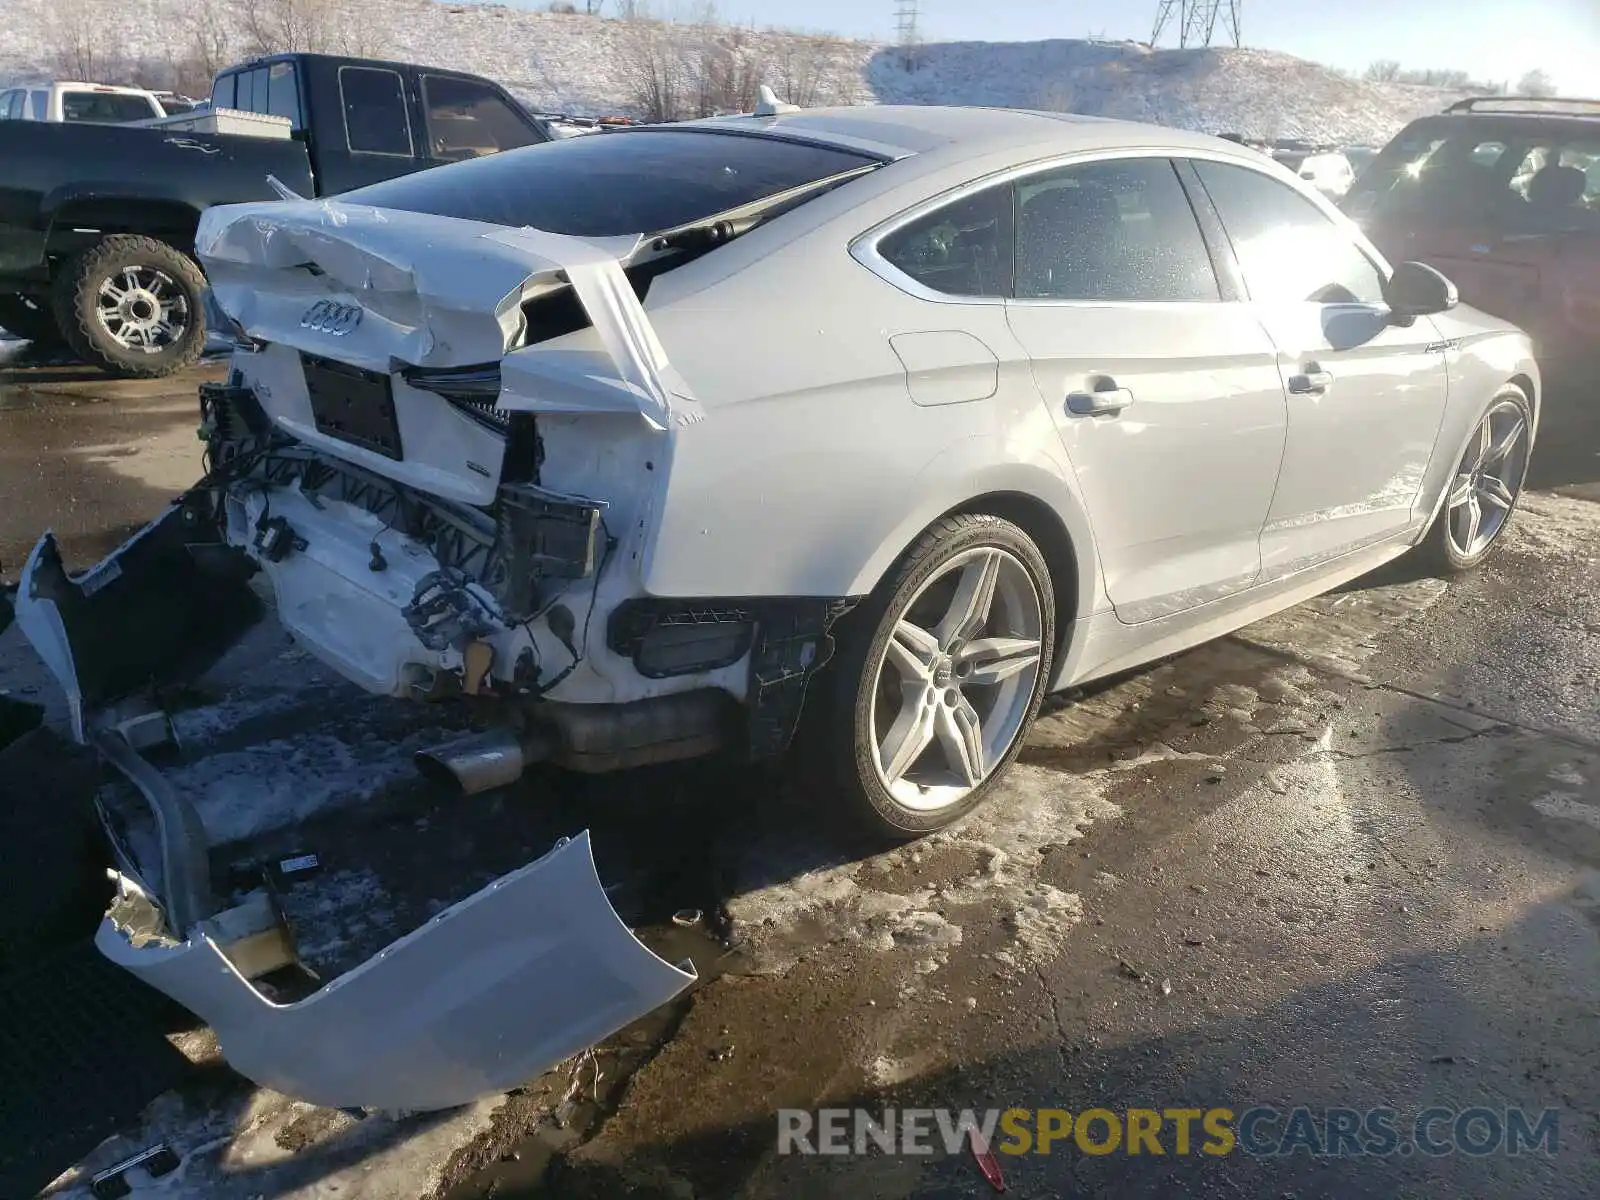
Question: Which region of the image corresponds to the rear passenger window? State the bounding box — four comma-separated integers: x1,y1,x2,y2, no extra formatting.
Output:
1015,158,1219,302
234,68,265,114
879,184,1015,299
340,67,413,157
266,61,303,129
1192,160,1387,306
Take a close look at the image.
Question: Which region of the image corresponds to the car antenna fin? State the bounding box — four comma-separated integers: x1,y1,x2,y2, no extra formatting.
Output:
266,174,307,202
753,84,800,117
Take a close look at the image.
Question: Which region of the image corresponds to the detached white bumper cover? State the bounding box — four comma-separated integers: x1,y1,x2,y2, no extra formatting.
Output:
101,832,696,1112
196,199,702,430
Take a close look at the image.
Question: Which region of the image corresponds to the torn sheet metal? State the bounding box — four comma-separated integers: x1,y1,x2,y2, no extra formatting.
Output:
486,227,703,431
196,200,700,427
99,831,697,1112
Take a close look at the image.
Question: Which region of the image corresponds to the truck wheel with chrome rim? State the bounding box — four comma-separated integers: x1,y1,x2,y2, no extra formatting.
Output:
52,235,207,380
1417,384,1534,573
810,513,1056,840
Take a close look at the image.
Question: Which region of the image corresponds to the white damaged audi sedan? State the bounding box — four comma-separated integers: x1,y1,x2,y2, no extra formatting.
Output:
13,105,1539,1109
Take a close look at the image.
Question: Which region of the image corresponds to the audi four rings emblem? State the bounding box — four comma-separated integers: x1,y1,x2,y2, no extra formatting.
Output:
300,300,363,336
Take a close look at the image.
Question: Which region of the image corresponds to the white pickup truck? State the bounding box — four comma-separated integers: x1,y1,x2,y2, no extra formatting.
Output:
0,80,166,123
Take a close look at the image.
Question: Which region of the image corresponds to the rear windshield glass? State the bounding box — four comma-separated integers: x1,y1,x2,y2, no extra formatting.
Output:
343,128,880,236
1348,118,1600,233
61,92,157,123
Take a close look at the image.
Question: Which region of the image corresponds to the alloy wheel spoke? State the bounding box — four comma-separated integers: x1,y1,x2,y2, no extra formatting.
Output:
1461,494,1483,551
1447,473,1474,508
1470,419,1493,471
936,551,1001,652
1487,418,1524,467
934,694,986,787
957,636,1042,687
879,693,938,784
887,619,939,683
1479,475,1515,512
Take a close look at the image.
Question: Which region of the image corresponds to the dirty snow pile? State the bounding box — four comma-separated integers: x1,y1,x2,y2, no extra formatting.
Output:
0,0,1459,143
726,764,1120,979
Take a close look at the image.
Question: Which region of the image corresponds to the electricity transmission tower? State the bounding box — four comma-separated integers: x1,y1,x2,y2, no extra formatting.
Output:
895,0,922,69
1151,0,1242,48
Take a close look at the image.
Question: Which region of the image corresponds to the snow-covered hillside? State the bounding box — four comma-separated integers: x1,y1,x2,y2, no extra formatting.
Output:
0,0,1459,143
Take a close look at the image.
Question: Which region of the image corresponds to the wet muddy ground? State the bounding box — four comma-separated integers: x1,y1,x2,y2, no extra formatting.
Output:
3,334,1600,1199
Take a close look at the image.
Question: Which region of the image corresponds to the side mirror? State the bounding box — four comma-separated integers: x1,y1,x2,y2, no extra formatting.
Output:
1384,261,1458,323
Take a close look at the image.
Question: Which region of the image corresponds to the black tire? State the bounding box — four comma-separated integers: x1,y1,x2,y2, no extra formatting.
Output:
803,513,1057,841
1415,383,1534,574
0,293,63,345
52,235,207,379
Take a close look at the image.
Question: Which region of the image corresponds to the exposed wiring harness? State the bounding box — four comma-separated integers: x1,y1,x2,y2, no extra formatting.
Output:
526,517,616,699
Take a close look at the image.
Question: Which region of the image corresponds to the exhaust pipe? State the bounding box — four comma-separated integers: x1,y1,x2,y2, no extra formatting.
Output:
413,689,735,793
413,727,555,796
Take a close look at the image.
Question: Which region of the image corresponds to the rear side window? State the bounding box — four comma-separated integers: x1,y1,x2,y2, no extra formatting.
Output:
1015,158,1218,302
29,90,48,119
212,72,236,111
1193,160,1386,306
60,92,159,123
346,128,878,236
880,184,1015,298
233,68,266,114
265,61,303,129
422,74,541,161
340,67,412,157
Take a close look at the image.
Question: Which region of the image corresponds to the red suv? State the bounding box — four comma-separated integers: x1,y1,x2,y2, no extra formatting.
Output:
1346,97,1600,421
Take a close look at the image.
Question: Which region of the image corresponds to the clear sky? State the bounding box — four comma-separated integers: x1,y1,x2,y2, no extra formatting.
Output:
581,0,1600,94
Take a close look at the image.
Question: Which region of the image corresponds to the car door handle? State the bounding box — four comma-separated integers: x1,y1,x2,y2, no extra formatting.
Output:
1287,366,1334,395
1066,386,1135,416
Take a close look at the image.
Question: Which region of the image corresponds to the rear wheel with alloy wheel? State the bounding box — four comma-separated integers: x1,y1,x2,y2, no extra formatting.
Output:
811,513,1056,840
1417,385,1533,573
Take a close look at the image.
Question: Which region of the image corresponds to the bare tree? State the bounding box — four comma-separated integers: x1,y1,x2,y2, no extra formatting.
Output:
622,16,690,120
1364,59,1401,82
233,0,389,59
1517,68,1556,97
585,0,607,12
169,2,236,96
48,0,115,81
236,0,335,55
772,34,841,107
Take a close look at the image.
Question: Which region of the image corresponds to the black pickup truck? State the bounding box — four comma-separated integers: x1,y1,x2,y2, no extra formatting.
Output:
0,53,553,378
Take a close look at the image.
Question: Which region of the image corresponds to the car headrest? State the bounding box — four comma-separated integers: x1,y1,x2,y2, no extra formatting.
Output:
1527,164,1587,209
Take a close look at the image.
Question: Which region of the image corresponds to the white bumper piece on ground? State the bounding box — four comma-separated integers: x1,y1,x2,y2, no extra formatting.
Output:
98,832,696,1112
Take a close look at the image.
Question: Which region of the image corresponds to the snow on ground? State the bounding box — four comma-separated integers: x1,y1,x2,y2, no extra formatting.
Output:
725,762,1124,978
0,1,1458,143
